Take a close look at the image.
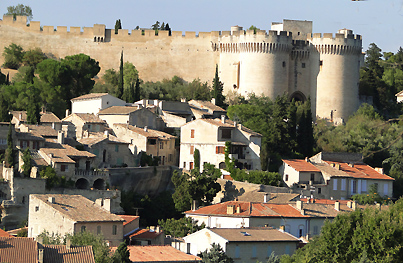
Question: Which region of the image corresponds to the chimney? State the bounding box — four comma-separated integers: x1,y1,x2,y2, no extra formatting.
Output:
236,205,241,213
181,98,187,103
296,200,303,211
102,198,111,212
48,196,55,203
156,226,160,233
376,203,381,210
279,225,285,232
306,197,310,203
234,121,237,127
227,205,235,214
19,112,23,120
335,164,340,170
57,130,64,144
352,201,357,211
331,163,335,167
211,98,216,105
65,109,70,118
334,201,340,211
104,130,109,138
347,201,352,208
66,237,71,249
301,209,305,215
348,163,354,168
38,249,44,263
144,126,148,132
375,167,384,174
221,115,226,123
305,157,308,162
264,193,270,203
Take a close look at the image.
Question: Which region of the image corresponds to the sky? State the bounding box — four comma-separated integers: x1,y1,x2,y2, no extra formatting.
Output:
1,0,403,54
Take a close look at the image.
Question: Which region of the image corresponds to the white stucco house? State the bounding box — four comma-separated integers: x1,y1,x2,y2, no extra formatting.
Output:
71,93,127,115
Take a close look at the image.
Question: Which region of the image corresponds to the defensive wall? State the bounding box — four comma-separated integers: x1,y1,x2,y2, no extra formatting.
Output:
0,16,363,121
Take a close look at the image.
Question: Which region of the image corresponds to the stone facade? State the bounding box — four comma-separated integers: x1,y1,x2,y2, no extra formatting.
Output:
0,16,362,121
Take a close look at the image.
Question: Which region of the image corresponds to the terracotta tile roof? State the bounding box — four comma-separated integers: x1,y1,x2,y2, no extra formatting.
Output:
78,137,108,146
185,201,308,218
0,228,12,237
129,229,163,239
16,131,45,141
189,106,212,118
0,237,38,263
237,192,299,203
110,245,201,262
11,111,61,123
40,144,95,164
114,124,175,140
98,106,139,115
283,159,321,172
73,113,106,124
108,135,129,144
119,215,139,226
209,227,300,242
324,161,394,181
43,244,95,263
290,202,352,217
188,100,226,113
311,162,348,177
32,194,125,223
22,124,58,137
7,227,27,237
71,93,109,101
200,118,235,128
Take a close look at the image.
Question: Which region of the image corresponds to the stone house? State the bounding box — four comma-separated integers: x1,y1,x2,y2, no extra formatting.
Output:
98,106,166,131
185,200,354,239
280,152,395,199
188,100,227,119
113,124,176,166
0,122,14,154
78,135,133,168
28,194,125,246
11,111,62,130
71,93,126,115
182,227,300,262
180,117,261,171
62,113,108,139
128,227,165,246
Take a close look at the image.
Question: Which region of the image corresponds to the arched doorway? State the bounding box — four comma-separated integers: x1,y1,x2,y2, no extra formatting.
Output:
93,179,105,190
289,91,306,103
75,178,89,189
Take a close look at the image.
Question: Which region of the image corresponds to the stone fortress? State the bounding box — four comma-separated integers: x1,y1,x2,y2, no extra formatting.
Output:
0,16,363,121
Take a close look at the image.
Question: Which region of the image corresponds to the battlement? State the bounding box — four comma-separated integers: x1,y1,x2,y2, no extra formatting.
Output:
307,32,362,41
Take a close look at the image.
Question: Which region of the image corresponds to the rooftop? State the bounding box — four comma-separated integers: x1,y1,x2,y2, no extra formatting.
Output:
324,161,394,181
71,93,109,101
0,237,38,263
11,111,61,123
114,124,175,140
118,215,139,226
283,159,321,172
32,194,125,223
43,244,95,263
188,100,226,113
129,228,163,239
39,144,95,163
98,106,140,115
208,227,300,242
70,113,107,124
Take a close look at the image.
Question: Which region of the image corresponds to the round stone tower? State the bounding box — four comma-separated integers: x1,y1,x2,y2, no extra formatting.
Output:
309,29,363,121
218,29,292,98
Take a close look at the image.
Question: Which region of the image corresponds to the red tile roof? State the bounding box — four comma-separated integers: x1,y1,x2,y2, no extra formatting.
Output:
110,245,201,262
71,93,109,101
129,229,163,239
0,228,12,237
325,161,394,181
43,245,95,263
283,159,321,172
119,215,139,226
0,237,38,263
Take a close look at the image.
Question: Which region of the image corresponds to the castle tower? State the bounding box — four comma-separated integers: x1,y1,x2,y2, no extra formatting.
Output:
219,29,292,98
309,29,363,121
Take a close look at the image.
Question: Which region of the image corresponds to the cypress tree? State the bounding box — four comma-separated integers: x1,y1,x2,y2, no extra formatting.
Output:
211,64,225,107
27,98,41,124
116,51,124,99
5,124,14,168
194,148,200,169
114,19,122,34
22,148,32,177
297,99,314,157
134,77,141,102
0,94,11,122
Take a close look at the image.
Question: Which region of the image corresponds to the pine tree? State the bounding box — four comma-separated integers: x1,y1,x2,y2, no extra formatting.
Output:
22,148,32,177
116,51,124,99
5,124,15,168
27,98,41,124
114,19,122,34
160,22,165,30
113,242,131,263
211,65,225,107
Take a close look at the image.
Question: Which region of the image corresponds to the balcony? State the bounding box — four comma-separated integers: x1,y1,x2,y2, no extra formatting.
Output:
74,169,109,177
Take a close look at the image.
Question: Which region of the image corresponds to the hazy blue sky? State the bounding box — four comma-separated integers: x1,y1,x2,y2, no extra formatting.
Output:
1,0,402,53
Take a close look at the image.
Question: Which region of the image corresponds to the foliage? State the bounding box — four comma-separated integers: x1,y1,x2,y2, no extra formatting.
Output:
0,93,11,122
114,19,122,34
26,86,41,124
4,124,15,168
139,151,160,167
211,65,225,107
296,99,314,157
194,148,200,169
2,43,24,69
21,148,32,177
16,228,28,237
248,25,259,34
39,166,60,189
121,190,180,227
198,243,234,263
5,4,33,21
117,51,124,99
351,184,391,204
22,48,46,68
112,242,130,263
68,231,112,263
172,163,221,212
283,200,403,262
158,217,205,237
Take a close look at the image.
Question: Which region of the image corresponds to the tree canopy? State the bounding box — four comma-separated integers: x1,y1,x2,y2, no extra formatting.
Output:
5,4,33,21
198,243,234,263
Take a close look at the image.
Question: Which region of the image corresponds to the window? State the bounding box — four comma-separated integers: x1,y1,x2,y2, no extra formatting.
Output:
115,145,119,152
183,162,186,169
112,225,117,235
310,173,314,181
216,146,225,154
221,129,231,139
160,142,164,149
168,154,173,162
81,226,86,232
97,226,101,235
87,124,91,130
302,62,306,68
22,141,28,148
341,179,347,191
267,246,272,258
0,139,6,145
148,139,156,145
252,246,257,258
191,129,195,138
35,206,39,212
352,180,357,194
333,179,338,190
318,188,321,194
319,60,323,66
189,162,194,170
362,180,367,192
384,183,389,196
282,61,286,67
190,146,194,155
235,246,240,258
285,174,289,181
61,165,68,172
313,226,318,235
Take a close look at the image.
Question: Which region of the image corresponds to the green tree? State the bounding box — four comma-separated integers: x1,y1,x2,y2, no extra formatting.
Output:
13,66,35,84
0,70,6,85
0,94,11,122
296,99,314,157
211,65,225,107
114,19,122,34
194,148,200,169
248,25,258,34
22,48,46,68
112,242,130,263
2,43,25,69
26,86,41,124
117,51,124,99
39,166,60,189
4,124,15,168
158,217,205,237
134,77,141,101
68,231,112,263
21,148,32,177
152,21,160,31
198,243,234,263
5,4,33,21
